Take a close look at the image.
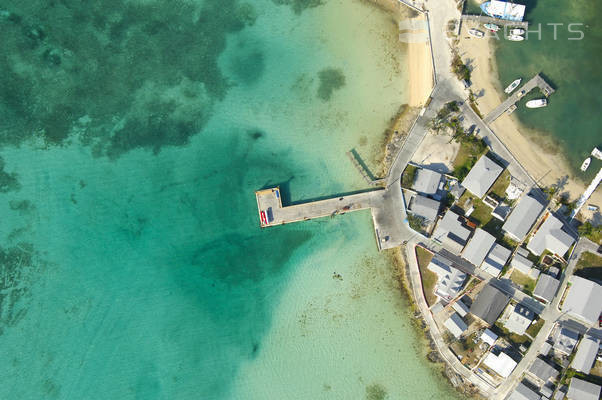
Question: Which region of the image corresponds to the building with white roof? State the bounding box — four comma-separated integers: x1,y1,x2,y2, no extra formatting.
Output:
462,228,496,267
483,350,517,378
527,212,576,257
571,335,600,374
481,328,498,346
502,195,545,241
427,256,467,302
444,313,468,338
412,168,443,196
504,304,534,335
561,276,602,324
567,378,601,400
481,244,511,277
432,210,472,253
461,154,504,198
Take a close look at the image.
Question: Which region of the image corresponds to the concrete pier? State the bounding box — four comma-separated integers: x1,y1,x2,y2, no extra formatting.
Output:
484,74,555,124
255,187,382,227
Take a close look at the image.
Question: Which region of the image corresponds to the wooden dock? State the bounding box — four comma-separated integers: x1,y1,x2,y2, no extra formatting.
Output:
255,187,383,228
483,74,555,124
461,14,529,29
346,150,384,187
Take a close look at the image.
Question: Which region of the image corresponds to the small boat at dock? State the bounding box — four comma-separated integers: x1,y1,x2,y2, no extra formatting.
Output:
484,23,500,32
580,157,591,172
509,28,525,35
592,147,602,160
507,34,524,41
469,28,485,38
504,78,522,94
526,98,547,108
506,104,517,114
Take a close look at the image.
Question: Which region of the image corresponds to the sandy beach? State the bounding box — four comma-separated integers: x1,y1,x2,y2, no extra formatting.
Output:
457,20,601,219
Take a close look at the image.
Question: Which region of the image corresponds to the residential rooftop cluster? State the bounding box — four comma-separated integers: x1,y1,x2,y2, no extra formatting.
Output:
406,149,602,399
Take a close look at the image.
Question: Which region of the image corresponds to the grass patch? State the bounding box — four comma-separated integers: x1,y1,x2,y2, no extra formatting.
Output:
416,246,438,306
488,169,511,200
510,270,536,296
494,322,531,346
401,165,417,189
458,191,493,227
575,251,602,282
578,222,602,244
452,138,488,181
526,318,545,338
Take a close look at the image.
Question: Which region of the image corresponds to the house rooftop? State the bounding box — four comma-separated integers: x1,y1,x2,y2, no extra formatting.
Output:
561,276,602,324
452,299,470,317
481,328,498,346
528,357,559,383
461,154,504,198
444,313,468,338
533,274,560,304
412,168,443,195
470,284,509,325
481,244,511,277
507,382,541,400
571,335,600,374
502,195,545,241
511,253,540,279
462,228,496,267
427,256,467,303
567,378,601,400
408,194,440,221
432,210,472,253
527,213,576,257
504,304,534,335
553,327,579,356
483,350,517,378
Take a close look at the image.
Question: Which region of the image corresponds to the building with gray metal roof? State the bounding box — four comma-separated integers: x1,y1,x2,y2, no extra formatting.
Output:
567,378,601,400
461,228,496,267
527,357,559,384
461,154,504,198
507,382,541,400
571,335,600,374
408,194,440,221
481,244,511,277
432,210,472,253
504,304,534,335
470,284,509,325
511,253,540,279
533,274,560,304
502,195,545,241
561,275,602,324
412,168,443,195
427,256,467,303
553,327,579,356
527,212,576,257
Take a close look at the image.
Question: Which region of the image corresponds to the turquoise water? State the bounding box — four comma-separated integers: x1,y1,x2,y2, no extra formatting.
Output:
493,0,602,176
0,0,463,399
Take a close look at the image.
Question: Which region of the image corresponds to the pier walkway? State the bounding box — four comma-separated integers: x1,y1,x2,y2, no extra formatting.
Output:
484,74,555,124
461,15,529,29
346,150,384,187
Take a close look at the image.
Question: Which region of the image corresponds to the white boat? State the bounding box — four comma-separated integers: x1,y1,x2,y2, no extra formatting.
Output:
506,104,517,114
504,78,522,94
591,147,602,160
507,34,524,41
509,28,525,35
580,157,591,172
469,28,485,38
526,98,547,108
484,23,500,32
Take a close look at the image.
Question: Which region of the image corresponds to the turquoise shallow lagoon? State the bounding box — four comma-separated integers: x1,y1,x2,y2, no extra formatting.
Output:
0,0,462,398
